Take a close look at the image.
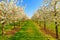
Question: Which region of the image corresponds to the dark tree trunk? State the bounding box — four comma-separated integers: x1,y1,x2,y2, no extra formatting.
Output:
19,21,20,26
14,22,15,28
44,20,46,30
39,21,41,27
55,22,58,39
2,25,4,36
2,22,5,36
44,17,46,30
54,1,59,39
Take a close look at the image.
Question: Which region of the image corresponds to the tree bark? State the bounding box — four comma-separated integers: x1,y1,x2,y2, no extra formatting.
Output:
44,17,46,30
14,22,15,28
2,22,5,36
2,25,4,36
54,1,59,39
55,22,58,39
19,21,20,26
39,21,41,27
44,20,46,30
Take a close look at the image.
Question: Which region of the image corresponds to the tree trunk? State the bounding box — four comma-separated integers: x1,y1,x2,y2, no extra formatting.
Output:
39,21,41,27
19,21,20,26
2,22,5,36
44,21,46,30
54,1,59,39
14,22,15,28
44,17,46,30
2,25,4,36
55,22,58,39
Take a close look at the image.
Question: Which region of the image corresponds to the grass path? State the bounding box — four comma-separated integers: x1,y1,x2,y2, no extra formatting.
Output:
32,21,56,40
3,20,58,40
9,20,47,40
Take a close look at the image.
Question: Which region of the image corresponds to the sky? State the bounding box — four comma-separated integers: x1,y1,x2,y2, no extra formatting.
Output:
18,0,43,18
1,0,43,18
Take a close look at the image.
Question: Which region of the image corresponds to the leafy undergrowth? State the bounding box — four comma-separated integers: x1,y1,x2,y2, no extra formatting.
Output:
10,20,47,40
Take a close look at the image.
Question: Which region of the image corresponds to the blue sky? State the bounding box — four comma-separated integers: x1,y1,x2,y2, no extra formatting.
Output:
1,0,43,18
17,0,43,18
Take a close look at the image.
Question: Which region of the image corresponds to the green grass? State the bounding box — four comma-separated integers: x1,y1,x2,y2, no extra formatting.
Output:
0,20,56,40
37,21,60,34
46,22,60,33
0,21,24,40
10,20,46,40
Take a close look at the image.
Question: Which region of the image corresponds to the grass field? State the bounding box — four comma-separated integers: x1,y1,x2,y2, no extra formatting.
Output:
0,20,56,40
10,20,47,40
37,21,60,33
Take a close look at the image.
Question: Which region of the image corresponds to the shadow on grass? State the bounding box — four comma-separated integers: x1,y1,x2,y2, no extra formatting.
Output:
0,34,2,36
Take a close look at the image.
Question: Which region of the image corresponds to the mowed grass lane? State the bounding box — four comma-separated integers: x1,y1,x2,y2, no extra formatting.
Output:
10,20,46,40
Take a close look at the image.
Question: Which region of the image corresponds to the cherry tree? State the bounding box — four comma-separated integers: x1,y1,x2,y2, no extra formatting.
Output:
44,0,60,39
0,1,7,35
38,6,51,30
0,0,27,35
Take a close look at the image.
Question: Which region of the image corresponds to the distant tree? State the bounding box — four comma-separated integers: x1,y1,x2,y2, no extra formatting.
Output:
37,6,51,30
